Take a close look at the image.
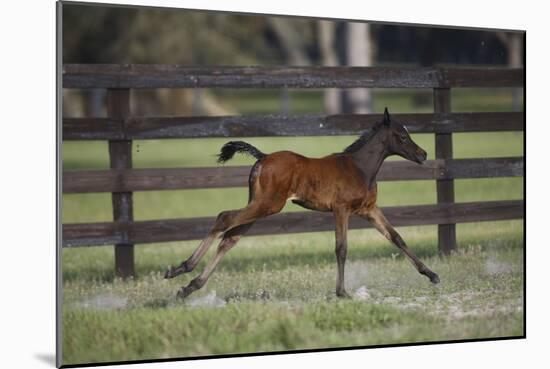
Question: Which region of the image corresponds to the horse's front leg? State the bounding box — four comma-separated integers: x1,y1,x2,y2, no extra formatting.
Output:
334,208,351,298
364,206,440,284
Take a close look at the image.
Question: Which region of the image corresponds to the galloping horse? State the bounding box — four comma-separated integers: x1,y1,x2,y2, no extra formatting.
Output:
165,108,440,299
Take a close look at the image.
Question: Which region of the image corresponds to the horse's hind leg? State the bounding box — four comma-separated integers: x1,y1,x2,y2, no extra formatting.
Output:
164,227,222,279
165,198,283,279
164,207,252,279
174,196,286,298
165,161,265,279
177,222,253,299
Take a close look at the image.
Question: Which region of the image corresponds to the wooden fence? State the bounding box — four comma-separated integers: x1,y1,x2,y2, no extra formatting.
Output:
62,65,524,278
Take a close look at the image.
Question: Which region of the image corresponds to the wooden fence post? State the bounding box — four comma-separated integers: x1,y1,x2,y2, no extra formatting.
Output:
434,87,457,255
107,88,135,278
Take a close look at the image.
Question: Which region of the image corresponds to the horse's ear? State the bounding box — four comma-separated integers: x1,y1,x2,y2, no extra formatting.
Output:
383,107,391,125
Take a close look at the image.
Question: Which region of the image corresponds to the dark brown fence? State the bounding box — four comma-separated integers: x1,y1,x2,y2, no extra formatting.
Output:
62,65,524,277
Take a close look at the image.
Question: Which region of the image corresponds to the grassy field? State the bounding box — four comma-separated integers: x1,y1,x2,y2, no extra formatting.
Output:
61,90,524,365
62,224,524,364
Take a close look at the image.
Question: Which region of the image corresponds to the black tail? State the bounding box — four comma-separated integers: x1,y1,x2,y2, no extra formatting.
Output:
217,141,267,163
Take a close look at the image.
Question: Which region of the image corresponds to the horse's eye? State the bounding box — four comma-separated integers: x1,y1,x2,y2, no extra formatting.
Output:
400,135,408,141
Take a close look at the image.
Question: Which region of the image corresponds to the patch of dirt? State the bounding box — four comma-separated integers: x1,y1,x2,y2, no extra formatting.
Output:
354,286,371,300
365,290,523,320
485,259,515,276
186,291,227,308
76,293,128,310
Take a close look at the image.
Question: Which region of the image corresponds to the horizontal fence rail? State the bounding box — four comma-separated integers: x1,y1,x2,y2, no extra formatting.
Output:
63,157,524,194
63,65,524,89
63,112,524,140
63,200,524,247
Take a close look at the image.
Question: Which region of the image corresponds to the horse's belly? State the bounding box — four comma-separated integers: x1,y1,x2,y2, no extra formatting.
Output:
290,198,332,212
288,162,369,212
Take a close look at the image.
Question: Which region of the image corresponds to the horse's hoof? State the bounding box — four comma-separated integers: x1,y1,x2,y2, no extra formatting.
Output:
164,266,175,279
429,273,440,284
176,287,192,300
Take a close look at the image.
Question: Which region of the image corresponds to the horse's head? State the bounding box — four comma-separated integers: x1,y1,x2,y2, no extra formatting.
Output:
381,107,427,164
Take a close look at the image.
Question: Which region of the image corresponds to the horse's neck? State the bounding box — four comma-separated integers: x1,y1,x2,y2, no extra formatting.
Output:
351,135,389,189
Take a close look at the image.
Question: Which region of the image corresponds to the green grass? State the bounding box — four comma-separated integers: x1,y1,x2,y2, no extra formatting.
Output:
61,90,524,365
62,222,524,365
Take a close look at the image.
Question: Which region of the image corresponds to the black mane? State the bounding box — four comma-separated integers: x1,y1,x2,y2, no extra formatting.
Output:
343,121,385,154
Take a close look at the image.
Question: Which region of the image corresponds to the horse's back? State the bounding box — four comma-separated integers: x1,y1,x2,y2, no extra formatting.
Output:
259,151,351,179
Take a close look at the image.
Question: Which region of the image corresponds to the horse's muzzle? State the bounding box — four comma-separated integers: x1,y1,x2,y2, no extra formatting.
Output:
414,149,427,164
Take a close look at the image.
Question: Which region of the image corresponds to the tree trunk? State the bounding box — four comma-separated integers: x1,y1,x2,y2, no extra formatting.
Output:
496,32,523,112
346,22,373,113
268,18,310,66
508,33,523,112
318,20,341,114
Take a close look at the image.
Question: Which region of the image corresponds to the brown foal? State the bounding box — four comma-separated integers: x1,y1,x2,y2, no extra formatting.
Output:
165,108,440,299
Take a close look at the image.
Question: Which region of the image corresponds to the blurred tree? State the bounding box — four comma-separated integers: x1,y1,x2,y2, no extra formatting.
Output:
63,5,286,65
346,22,373,113
267,17,312,65
63,4,520,117
266,17,316,113
63,6,136,63
63,5,287,115
495,32,523,111
318,20,341,114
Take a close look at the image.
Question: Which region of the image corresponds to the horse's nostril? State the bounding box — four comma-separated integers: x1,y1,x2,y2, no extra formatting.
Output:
415,149,427,162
